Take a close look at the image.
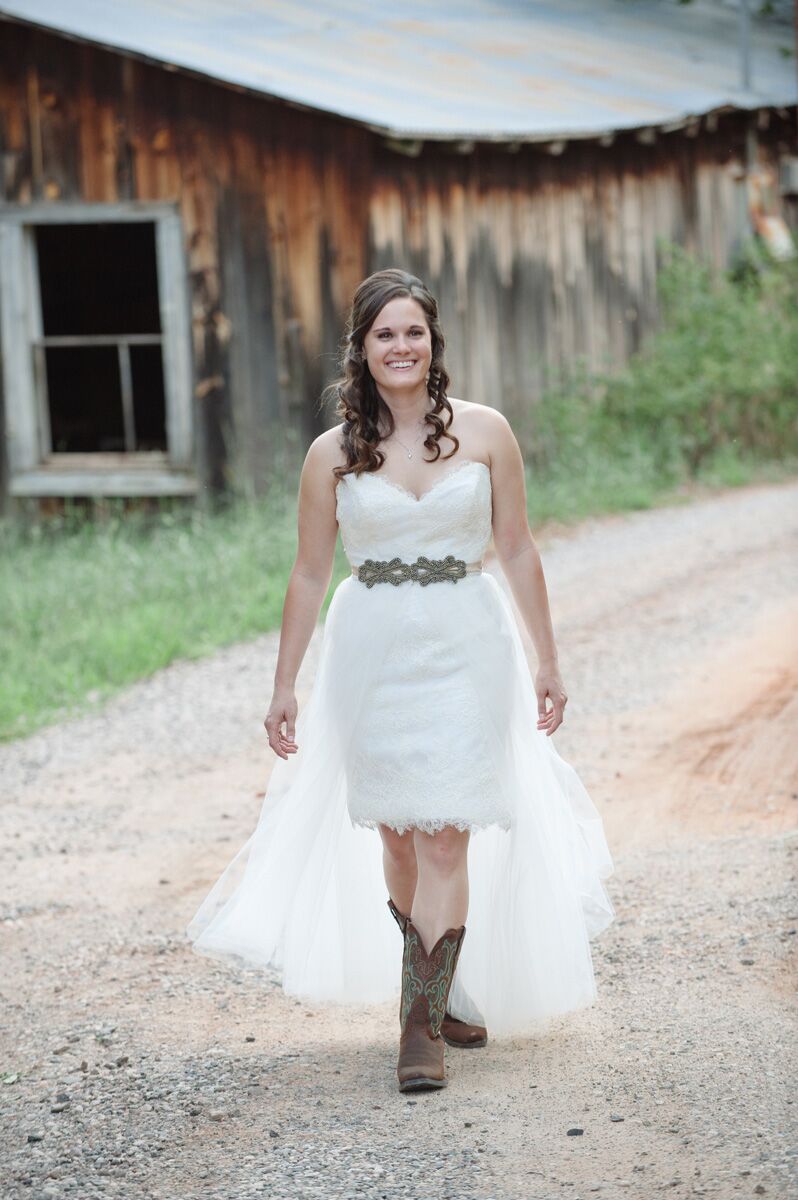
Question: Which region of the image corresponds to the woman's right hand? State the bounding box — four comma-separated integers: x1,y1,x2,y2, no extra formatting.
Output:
264,688,299,759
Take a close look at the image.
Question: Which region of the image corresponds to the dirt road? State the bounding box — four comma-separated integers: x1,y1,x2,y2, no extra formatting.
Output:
1,478,796,1200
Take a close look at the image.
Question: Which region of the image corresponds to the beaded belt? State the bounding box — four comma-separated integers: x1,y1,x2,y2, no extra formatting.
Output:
350,555,483,588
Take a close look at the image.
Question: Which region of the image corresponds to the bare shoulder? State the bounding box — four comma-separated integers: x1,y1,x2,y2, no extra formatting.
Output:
303,424,348,489
450,396,514,434
449,398,519,465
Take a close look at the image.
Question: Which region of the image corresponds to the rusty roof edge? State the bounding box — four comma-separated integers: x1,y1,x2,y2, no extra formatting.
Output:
370,104,797,148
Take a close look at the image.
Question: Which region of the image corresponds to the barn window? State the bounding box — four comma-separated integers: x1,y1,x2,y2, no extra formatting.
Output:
0,203,195,496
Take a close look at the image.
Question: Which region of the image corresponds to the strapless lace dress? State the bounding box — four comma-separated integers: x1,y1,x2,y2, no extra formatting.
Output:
187,460,615,1036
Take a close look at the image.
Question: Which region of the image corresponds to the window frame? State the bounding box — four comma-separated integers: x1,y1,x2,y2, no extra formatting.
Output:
0,202,196,496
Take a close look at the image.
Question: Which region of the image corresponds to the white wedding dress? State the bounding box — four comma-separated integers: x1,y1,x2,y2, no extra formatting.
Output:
187,459,615,1036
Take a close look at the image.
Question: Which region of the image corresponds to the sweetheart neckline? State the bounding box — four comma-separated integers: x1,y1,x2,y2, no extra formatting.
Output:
336,459,490,504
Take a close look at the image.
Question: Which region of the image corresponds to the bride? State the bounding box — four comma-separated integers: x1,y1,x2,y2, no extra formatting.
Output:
187,268,615,1093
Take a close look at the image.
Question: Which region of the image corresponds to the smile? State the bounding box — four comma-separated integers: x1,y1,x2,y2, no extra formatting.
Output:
387,361,417,370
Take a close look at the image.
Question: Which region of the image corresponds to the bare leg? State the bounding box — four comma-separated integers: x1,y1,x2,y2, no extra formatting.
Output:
378,824,417,917
411,826,470,954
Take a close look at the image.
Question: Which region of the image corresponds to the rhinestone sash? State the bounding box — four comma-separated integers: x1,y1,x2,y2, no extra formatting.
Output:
350,554,483,588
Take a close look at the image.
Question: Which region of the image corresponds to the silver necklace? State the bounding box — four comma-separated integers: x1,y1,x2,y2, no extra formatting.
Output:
391,410,431,459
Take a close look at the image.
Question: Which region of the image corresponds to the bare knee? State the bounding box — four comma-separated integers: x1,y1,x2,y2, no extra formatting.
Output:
414,827,469,878
379,825,417,870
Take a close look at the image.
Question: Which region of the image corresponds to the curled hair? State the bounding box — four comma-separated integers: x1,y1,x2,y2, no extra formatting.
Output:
324,268,459,480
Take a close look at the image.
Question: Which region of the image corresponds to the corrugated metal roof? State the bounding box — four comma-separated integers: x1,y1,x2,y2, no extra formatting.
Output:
1,0,795,141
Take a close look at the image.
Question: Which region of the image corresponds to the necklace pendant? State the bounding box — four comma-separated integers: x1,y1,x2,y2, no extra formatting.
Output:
407,450,413,459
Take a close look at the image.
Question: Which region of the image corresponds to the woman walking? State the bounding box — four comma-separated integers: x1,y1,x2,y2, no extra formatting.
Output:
188,268,614,1092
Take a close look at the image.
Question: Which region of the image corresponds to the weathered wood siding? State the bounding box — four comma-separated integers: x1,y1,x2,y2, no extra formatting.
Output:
0,20,795,495
0,23,374,495
368,118,796,432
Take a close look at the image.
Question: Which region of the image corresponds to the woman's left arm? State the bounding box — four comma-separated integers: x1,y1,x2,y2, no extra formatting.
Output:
484,409,568,736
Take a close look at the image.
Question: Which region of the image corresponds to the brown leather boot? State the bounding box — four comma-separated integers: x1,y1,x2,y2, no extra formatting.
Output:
397,918,465,1092
387,899,488,1049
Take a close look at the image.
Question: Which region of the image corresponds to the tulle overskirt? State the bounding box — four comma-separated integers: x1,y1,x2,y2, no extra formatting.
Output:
187,568,615,1037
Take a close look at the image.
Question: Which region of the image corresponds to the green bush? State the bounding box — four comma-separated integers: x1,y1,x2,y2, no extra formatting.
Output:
524,240,798,488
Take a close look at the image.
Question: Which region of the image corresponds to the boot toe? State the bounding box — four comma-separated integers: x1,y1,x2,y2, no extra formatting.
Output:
442,1014,488,1048
398,1074,448,1092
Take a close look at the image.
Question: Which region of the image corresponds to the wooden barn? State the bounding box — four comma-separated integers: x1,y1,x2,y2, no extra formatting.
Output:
0,0,796,506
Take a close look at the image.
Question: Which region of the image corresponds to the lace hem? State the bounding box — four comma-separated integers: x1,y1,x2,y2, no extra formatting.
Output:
350,815,512,837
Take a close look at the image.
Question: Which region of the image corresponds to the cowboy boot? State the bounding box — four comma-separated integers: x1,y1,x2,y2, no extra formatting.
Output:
397,917,465,1092
388,898,488,1048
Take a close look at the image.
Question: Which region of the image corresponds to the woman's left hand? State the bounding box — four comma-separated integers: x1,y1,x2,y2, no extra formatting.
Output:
535,665,568,736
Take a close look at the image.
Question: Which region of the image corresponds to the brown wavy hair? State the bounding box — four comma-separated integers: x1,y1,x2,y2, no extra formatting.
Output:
326,268,459,480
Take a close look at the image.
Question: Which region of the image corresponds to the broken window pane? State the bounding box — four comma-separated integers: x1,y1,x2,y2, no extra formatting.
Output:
45,345,124,453
36,222,161,336
34,221,167,453
131,344,167,452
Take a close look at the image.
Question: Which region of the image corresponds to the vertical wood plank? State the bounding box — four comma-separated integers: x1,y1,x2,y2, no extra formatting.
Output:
0,221,40,470
156,209,195,468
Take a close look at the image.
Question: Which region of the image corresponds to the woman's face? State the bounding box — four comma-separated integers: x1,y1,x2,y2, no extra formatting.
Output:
361,296,433,392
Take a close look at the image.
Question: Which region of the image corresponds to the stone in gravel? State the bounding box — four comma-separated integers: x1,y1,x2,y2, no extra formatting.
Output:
245,1035,256,1042
567,1128,584,1136
27,1130,45,1142
610,1114,625,1122
753,1188,765,1195
50,1103,68,1113
740,958,755,966
269,1130,280,1138
208,1110,224,1122
115,1055,129,1067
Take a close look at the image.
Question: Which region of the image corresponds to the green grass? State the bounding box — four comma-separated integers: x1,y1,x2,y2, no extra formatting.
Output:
2,240,797,742
525,440,798,527
0,493,352,742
